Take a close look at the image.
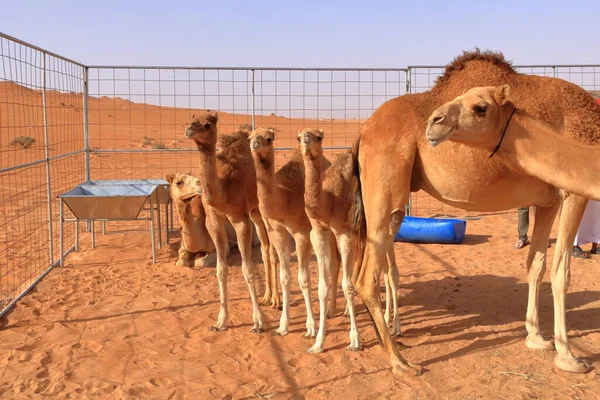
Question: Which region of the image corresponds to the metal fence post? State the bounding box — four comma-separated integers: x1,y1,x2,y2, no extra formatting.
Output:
83,67,90,182
405,68,412,216
41,52,55,264
251,69,255,129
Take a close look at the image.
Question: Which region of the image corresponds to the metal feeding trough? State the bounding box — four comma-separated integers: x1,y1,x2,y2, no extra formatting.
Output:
60,184,156,220
58,180,173,266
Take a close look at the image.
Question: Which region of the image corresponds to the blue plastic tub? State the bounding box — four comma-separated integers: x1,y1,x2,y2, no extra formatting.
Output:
394,216,467,244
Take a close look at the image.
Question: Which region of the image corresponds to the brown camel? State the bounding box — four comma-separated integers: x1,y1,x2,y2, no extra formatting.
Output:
350,49,600,376
248,127,341,338
185,112,278,332
297,128,364,352
165,172,257,268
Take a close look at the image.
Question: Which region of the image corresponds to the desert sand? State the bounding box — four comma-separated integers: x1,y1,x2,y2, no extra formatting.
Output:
1,81,600,399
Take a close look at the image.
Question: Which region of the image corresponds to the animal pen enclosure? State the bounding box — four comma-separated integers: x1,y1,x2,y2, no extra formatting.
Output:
2,31,600,318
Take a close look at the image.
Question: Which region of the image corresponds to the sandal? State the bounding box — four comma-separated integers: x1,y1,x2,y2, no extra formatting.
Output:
590,247,600,255
514,239,530,249
572,246,590,259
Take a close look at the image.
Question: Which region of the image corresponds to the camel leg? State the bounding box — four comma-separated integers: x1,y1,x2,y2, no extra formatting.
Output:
524,203,559,350
308,223,331,353
327,231,341,318
383,271,391,327
336,230,361,351
550,194,590,373
232,216,265,334
354,225,421,375
269,242,280,308
294,232,317,338
204,209,230,331
250,210,281,309
386,248,402,338
268,224,291,336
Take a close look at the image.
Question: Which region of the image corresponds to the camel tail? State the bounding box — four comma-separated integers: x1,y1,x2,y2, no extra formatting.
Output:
349,135,366,283
349,135,382,345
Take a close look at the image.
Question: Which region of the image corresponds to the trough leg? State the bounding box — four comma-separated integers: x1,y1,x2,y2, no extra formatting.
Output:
149,196,156,264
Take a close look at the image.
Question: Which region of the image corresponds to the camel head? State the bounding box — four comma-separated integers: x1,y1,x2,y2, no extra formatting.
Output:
248,127,276,162
165,173,202,202
426,84,513,148
297,128,324,159
185,111,219,147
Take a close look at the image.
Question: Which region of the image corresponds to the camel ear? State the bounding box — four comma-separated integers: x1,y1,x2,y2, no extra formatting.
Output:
165,173,175,184
495,84,511,105
317,129,324,134
213,111,219,122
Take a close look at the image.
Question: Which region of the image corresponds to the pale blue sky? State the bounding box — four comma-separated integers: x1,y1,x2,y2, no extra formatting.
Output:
2,0,599,68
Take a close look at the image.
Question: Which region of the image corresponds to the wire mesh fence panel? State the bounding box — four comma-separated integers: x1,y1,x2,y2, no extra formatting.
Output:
87,67,408,177
0,34,85,315
406,64,600,218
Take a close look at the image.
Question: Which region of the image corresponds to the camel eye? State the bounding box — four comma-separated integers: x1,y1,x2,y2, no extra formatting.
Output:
203,123,211,130
316,136,323,142
176,181,183,186
474,104,487,115
266,137,273,144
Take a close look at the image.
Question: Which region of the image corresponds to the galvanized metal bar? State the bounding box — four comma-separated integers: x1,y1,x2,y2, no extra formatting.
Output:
87,65,409,71
251,69,255,129
0,150,86,174
63,217,152,222
75,220,79,251
156,199,162,249
90,146,352,153
91,221,95,248
0,245,76,318
149,196,156,264
0,31,86,67
41,52,55,266
59,199,64,267
83,67,91,181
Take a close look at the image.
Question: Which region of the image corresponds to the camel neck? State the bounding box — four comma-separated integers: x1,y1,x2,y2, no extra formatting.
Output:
498,112,600,201
196,146,223,206
254,154,277,208
303,155,324,217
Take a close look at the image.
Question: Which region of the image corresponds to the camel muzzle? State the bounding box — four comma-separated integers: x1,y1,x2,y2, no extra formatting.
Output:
251,139,261,150
425,125,453,147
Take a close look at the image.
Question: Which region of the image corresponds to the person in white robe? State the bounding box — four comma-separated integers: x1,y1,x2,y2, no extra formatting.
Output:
572,200,600,259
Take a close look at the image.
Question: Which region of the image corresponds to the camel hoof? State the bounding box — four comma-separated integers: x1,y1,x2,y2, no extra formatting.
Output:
554,355,591,373
303,332,316,339
392,361,423,377
307,345,324,354
346,345,362,352
273,329,289,337
209,325,228,332
526,334,555,351
250,327,265,334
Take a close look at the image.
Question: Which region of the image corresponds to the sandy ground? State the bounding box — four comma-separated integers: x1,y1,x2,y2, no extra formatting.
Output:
0,211,599,399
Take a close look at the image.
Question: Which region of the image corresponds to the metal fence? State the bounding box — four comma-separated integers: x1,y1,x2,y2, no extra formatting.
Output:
2,31,600,317
0,33,85,317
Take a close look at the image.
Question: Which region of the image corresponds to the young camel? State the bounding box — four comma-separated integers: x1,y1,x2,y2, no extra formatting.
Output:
350,49,600,376
166,172,257,268
248,127,341,339
297,128,364,352
185,112,277,332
